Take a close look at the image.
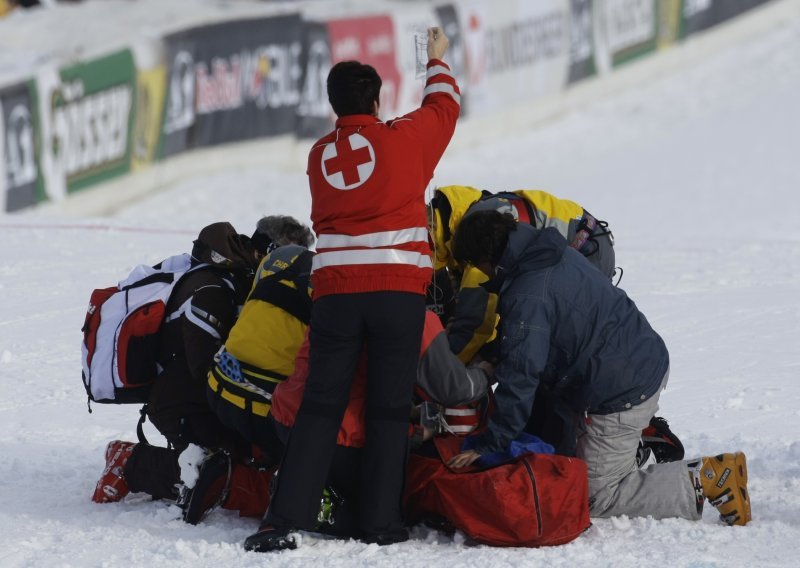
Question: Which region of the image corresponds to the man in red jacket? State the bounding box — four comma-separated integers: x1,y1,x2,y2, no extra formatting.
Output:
245,26,460,552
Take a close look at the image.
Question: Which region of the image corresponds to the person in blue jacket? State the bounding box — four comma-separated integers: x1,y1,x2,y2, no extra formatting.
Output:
446,210,750,527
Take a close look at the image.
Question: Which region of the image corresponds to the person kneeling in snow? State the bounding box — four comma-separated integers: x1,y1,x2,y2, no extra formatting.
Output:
428,184,616,366
192,240,316,524
427,185,621,457
91,217,312,519
446,210,751,527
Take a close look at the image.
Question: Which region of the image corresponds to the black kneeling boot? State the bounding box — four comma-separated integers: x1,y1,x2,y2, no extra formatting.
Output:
361,527,409,546
243,524,297,552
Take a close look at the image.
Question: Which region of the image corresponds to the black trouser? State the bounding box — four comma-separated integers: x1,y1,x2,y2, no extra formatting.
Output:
207,386,287,468
524,388,578,457
126,409,252,501
148,409,251,459
265,291,425,537
124,444,181,500
316,445,363,539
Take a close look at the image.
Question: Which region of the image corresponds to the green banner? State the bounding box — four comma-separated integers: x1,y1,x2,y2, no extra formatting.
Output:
590,0,659,73
44,49,136,195
608,0,659,67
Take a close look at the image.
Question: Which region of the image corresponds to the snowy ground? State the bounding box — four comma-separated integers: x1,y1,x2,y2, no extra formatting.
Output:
2,6,800,568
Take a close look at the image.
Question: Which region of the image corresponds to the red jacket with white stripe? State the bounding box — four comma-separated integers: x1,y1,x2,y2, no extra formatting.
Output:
308,59,460,298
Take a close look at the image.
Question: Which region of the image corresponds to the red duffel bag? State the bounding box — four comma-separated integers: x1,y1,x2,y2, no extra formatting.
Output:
404,436,590,547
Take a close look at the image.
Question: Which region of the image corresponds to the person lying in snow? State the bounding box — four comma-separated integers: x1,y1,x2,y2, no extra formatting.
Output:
238,306,491,549
446,210,751,527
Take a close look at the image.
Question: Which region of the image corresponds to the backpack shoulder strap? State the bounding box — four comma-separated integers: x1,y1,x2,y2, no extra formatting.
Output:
136,404,150,445
248,250,313,325
162,263,239,338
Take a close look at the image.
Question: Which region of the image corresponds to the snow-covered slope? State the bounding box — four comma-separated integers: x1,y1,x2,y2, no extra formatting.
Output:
1,4,799,567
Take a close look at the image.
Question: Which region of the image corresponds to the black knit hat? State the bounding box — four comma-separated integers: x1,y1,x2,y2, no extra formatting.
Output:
250,231,275,256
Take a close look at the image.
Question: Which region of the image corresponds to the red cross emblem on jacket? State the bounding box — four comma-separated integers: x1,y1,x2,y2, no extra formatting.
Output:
321,133,376,190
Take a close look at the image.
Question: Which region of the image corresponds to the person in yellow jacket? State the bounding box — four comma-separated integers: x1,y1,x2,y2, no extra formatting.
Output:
428,185,615,363
206,228,315,466
175,240,315,526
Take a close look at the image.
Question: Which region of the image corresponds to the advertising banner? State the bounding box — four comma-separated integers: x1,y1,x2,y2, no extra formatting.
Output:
457,0,490,114
37,49,136,199
680,0,774,39
295,20,333,140
326,14,402,118
434,4,469,116
1,80,42,212
593,0,658,72
161,14,304,158
132,65,167,170
657,0,682,49
459,0,571,116
567,0,597,83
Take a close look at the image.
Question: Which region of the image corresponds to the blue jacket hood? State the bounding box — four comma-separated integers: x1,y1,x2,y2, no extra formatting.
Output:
498,224,566,280
469,224,669,456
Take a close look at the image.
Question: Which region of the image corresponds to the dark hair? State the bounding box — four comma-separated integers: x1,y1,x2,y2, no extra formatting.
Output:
327,61,381,117
452,210,517,267
251,215,315,254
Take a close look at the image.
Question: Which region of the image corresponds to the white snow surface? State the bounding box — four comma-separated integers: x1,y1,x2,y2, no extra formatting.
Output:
178,444,208,490
2,7,800,568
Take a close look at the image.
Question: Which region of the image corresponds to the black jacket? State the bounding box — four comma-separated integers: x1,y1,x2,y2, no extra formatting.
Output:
146,223,256,448
472,224,669,455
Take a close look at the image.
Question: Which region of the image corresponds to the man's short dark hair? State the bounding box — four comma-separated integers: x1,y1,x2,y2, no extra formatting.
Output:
327,61,382,117
452,210,517,267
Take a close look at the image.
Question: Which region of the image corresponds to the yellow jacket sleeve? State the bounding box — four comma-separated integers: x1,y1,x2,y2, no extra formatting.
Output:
447,265,499,363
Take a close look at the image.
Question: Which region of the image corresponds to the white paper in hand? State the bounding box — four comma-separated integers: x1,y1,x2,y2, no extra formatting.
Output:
414,29,428,78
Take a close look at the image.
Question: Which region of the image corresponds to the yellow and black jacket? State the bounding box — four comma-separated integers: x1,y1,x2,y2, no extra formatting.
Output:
206,244,313,448
429,185,600,272
429,186,615,363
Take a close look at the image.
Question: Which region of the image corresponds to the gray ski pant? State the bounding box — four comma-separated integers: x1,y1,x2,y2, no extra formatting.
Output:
576,369,701,520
